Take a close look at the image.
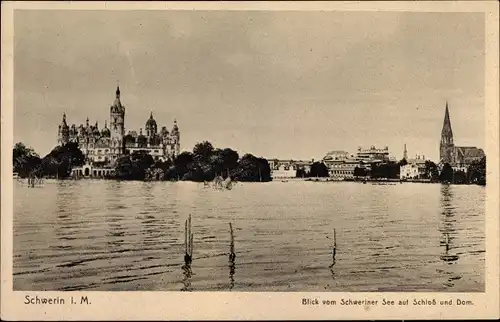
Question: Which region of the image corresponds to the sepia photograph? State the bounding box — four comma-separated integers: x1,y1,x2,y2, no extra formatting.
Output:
2,1,499,320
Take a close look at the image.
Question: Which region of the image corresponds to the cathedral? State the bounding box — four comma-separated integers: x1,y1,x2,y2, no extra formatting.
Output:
57,86,180,165
439,102,484,167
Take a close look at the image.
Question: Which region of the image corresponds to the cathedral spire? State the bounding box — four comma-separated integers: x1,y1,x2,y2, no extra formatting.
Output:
441,101,453,145
440,101,455,164
444,101,450,126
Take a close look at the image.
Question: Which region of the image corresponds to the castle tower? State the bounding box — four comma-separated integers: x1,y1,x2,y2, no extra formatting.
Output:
403,144,408,160
109,86,125,160
57,113,70,146
145,112,157,138
171,119,180,157
439,101,455,164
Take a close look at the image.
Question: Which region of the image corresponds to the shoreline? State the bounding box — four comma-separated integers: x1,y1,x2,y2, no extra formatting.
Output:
16,176,485,186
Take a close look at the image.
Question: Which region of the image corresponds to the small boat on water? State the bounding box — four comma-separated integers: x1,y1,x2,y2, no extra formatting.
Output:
222,177,232,190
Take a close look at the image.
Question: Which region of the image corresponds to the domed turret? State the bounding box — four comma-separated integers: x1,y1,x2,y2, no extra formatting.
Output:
92,122,100,136
172,119,179,134
101,120,111,137
145,112,157,137
160,126,169,137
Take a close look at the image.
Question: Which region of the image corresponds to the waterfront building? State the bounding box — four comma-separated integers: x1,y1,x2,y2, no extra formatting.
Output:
267,159,313,179
439,101,484,168
57,86,180,175
322,151,361,179
321,147,392,180
355,146,391,163
400,155,427,180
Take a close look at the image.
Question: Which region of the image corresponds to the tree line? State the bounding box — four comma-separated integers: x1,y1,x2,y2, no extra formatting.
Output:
13,142,85,179
115,141,272,182
13,141,272,182
294,157,486,186
12,141,486,185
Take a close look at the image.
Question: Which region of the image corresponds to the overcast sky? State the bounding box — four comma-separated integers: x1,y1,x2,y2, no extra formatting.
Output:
14,10,485,161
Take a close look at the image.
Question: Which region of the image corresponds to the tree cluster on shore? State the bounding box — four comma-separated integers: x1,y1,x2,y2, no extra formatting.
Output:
13,142,85,179
295,157,486,186
13,141,271,182
114,141,272,182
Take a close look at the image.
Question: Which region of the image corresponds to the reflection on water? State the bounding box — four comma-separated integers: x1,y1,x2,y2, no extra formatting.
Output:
438,185,462,288
13,180,485,292
181,263,192,292
229,255,236,291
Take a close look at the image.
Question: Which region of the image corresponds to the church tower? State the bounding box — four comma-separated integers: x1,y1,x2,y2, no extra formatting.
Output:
109,86,125,161
439,101,455,164
403,144,408,160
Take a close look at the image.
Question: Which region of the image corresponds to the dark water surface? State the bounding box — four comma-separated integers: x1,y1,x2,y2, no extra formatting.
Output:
13,180,485,291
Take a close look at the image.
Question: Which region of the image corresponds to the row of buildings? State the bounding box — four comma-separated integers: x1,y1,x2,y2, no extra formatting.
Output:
268,146,397,180
268,102,485,180
57,86,180,178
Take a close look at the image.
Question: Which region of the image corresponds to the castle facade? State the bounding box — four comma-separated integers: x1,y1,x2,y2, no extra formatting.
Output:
57,86,180,165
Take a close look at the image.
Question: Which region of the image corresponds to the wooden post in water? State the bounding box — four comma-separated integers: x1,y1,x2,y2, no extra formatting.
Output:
332,228,337,266
229,223,235,261
184,214,193,265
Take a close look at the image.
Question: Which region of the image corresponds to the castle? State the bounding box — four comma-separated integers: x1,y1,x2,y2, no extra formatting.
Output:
57,86,180,166
439,101,484,168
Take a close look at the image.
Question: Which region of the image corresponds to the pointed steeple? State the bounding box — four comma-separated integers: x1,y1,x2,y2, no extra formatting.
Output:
443,101,450,126
403,144,408,160
116,85,121,99
441,101,453,145
440,101,455,164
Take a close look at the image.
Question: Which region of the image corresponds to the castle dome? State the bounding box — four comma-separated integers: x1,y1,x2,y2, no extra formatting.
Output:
101,121,111,137
172,119,179,132
146,112,157,128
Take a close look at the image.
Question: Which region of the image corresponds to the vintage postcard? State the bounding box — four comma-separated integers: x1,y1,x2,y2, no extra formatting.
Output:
1,1,499,320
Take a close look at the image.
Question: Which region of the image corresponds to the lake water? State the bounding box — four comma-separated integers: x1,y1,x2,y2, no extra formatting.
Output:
13,180,485,292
